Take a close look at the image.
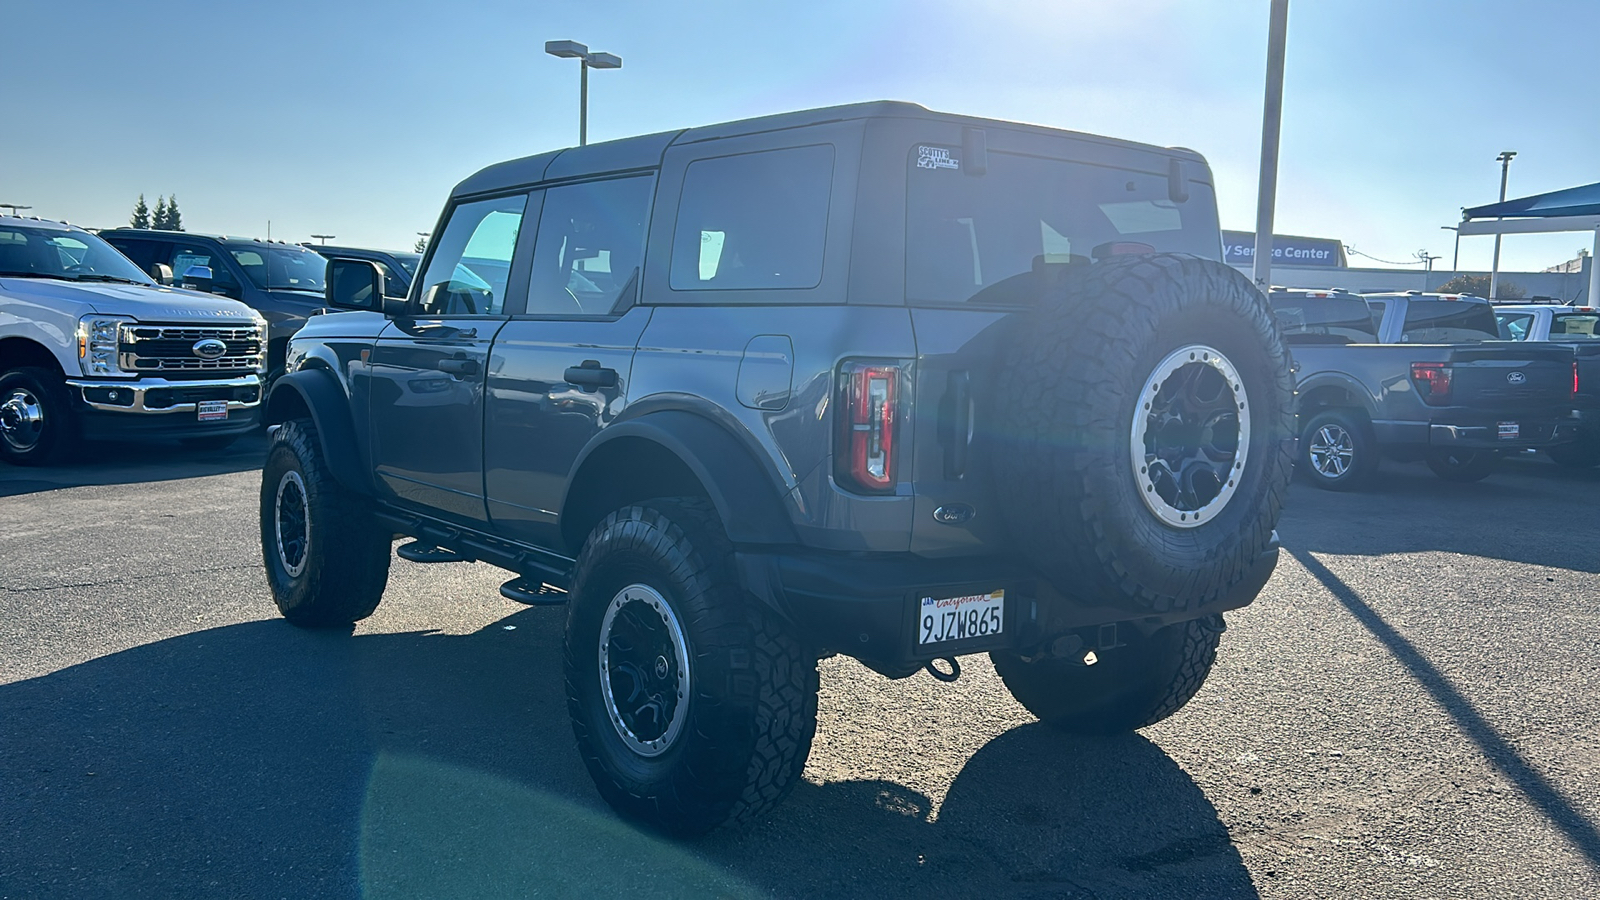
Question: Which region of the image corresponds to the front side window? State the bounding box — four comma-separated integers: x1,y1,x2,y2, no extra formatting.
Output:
1497,313,1535,340
226,244,325,294
1399,301,1500,343
1549,312,1600,340
670,144,834,291
415,194,527,316
528,176,654,316
169,245,243,296
0,225,154,285
907,150,1221,306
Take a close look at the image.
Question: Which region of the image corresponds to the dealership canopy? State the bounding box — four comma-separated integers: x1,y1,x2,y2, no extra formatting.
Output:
1460,180,1600,304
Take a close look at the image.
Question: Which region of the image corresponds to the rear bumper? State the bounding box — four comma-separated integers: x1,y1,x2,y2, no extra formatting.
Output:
1373,416,1577,451
736,534,1279,678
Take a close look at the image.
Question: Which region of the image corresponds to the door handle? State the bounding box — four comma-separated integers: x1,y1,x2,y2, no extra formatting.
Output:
565,360,618,388
437,357,480,376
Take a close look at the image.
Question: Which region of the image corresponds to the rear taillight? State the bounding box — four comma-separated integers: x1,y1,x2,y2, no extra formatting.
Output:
837,362,899,493
1575,360,1582,396
1411,362,1453,405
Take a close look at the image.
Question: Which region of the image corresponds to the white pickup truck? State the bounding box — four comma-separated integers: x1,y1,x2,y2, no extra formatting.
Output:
0,215,267,465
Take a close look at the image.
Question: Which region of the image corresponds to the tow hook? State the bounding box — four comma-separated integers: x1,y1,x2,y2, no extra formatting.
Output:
924,656,961,683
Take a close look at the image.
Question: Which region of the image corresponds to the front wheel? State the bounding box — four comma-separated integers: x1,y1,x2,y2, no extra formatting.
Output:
991,616,1224,735
564,498,819,835
259,418,391,626
0,367,77,466
1298,410,1379,491
1426,448,1497,483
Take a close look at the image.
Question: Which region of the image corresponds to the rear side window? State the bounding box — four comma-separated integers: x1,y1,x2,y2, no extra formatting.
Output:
529,175,654,316
906,150,1220,306
670,145,834,291
1270,297,1378,344
1550,312,1600,340
1400,301,1500,343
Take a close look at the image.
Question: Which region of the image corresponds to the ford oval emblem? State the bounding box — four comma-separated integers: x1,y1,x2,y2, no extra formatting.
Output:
932,504,975,525
192,338,228,360
1507,371,1526,385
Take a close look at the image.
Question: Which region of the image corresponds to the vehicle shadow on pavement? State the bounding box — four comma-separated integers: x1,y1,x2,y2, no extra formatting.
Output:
1280,460,1600,573
0,435,266,497
0,609,1256,899
1288,547,1600,878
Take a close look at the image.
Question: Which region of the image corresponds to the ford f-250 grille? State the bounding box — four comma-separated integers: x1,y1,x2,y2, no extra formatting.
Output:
118,325,264,378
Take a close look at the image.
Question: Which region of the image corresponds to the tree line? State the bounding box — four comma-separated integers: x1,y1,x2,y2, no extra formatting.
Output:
130,194,183,231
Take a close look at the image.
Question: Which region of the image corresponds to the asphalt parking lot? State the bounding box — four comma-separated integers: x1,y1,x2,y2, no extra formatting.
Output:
2,440,1597,899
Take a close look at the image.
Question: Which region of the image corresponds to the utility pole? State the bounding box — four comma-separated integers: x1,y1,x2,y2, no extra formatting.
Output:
1251,0,1290,293
1489,151,1516,300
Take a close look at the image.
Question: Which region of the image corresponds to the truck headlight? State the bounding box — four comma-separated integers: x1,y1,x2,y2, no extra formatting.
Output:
77,315,135,378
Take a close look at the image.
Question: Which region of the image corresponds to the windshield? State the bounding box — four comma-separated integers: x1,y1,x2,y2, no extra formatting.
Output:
0,224,155,284
227,243,327,293
1400,300,1501,343
906,149,1221,306
1549,312,1600,340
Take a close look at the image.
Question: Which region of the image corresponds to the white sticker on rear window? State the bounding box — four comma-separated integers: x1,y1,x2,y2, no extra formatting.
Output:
917,146,960,171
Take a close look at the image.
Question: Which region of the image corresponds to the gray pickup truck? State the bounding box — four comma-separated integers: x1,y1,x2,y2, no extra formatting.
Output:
1271,289,1578,489
260,102,1295,834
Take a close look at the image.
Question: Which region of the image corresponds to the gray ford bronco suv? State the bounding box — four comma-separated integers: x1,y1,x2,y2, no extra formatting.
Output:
260,102,1294,834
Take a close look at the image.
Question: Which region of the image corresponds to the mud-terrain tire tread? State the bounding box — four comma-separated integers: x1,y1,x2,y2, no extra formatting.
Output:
259,418,390,626
0,367,78,466
564,497,819,836
1298,409,1379,492
989,254,1295,613
992,615,1223,734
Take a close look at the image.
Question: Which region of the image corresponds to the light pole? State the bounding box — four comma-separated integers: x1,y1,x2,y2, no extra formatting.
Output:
1489,150,1516,300
1440,225,1461,272
1251,0,1290,293
545,40,622,147
310,234,335,245
0,204,32,217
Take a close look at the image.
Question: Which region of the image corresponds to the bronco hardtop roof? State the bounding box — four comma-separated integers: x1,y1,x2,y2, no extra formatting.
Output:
453,100,1209,198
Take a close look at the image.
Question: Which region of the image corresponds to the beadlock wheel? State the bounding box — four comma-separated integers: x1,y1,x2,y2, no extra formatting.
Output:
1308,422,1355,478
598,583,691,758
274,469,309,578
1130,344,1251,529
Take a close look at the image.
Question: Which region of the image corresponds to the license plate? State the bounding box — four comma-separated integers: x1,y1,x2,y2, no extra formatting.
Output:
919,590,1004,645
1498,421,1519,440
197,400,228,422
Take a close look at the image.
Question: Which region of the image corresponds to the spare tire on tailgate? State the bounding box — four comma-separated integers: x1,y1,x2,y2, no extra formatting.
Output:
989,253,1294,613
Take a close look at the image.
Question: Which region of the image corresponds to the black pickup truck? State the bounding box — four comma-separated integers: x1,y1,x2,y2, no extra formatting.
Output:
1271,290,1578,489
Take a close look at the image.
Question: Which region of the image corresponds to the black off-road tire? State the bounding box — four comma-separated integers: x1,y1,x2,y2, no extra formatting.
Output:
1299,409,1380,491
0,367,78,467
1426,448,1497,483
1547,438,1600,469
259,418,390,626
991,616,1223,734
564,497,819,836
989,254,1295,612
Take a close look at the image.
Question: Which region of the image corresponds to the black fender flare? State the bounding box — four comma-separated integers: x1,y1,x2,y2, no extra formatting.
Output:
264,368,371,495
561,410,799,547
1294,371,1380,421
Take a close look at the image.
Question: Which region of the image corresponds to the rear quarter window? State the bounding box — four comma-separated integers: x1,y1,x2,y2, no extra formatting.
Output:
1550,313,1600,340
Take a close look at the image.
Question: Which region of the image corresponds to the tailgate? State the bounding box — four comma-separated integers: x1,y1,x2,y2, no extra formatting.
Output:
1446,344,1574,414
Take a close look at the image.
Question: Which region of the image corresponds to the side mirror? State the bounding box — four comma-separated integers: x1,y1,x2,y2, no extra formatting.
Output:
326,258,386,312
180,264,214,293
150,263,173,285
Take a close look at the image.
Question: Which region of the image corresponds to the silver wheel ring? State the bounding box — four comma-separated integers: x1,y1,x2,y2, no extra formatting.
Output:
598,583,691,758
1130,344,1252,529
0,388,46,452
274,469,309,578
1308,423,1354,477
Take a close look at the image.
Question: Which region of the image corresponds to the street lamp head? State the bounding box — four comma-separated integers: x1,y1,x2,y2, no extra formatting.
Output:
586,52,622,69
1497,150,1517,162
545,40,588,59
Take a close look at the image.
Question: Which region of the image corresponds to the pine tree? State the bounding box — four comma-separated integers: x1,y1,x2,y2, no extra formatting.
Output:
153,196,170,230
130,194,150,229
165,195,183,232
413,235,429,253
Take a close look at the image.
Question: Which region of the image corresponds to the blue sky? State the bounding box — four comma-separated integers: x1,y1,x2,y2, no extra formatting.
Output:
4,0,1596,273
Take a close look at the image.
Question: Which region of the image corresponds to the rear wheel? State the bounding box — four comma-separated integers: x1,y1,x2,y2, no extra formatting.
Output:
259,418,390,626
1426,448,1497,483
991,616,1224,734
1299,409,1379,491
564,498,818,835
1547,439,1600,469
0,367,77,467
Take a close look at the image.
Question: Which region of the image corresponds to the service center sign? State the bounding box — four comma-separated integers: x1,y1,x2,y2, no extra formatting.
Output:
1223,231,1345,268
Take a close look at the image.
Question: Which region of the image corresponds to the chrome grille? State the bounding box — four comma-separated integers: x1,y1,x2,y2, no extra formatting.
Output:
119,324,264,377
